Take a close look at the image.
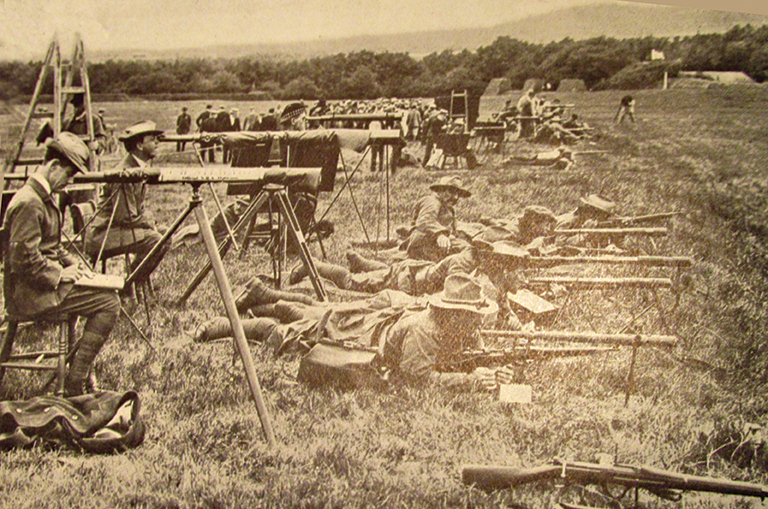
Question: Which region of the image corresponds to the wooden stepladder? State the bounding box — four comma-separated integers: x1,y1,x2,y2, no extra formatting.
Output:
449,89,469,132
3,34,98,183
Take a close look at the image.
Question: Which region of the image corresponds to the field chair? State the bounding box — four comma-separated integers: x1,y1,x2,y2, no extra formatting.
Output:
437,133,473,170
0,313,79,397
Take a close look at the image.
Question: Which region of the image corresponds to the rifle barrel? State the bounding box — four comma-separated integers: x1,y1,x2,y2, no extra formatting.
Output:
481,329,677,347
527,277,673,289
553,227,668,237
526,255,693,268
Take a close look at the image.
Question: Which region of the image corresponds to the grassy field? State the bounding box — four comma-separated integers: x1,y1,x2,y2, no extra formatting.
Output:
2,87,768,508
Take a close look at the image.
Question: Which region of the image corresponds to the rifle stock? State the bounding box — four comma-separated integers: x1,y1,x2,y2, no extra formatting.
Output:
462,464,561,491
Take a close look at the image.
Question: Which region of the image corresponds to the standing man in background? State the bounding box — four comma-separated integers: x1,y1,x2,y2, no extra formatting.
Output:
615,95,636,124
175,106,192,152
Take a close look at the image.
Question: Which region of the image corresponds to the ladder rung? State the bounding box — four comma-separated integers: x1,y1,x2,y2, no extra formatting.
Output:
31,112,54,119
61,86,86,94
0,361,56,371
9,350,57,360
14,158,44,166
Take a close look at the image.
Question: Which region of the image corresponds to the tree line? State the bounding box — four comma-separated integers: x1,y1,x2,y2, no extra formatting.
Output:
1,24,767,102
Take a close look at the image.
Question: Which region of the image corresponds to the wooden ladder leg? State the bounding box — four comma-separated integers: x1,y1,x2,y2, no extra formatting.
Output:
55,320,69,397
0,320,18,391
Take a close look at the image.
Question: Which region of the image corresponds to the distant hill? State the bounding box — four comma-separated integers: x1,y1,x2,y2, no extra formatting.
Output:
90,3,768,62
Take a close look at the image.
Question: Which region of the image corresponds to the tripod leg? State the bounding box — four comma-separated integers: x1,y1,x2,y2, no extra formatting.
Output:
275,190,327,302
177,191,270,305
194,203,276,448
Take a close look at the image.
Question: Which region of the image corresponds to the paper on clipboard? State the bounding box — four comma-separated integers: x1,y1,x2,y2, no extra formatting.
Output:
499,384,532,404
75,273,125,291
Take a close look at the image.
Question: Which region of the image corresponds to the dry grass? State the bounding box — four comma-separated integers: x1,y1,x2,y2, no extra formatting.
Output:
2,89,768,508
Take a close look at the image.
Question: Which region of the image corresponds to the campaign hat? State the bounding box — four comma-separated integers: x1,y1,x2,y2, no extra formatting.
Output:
521,205,556,224
579,194,616,214
46,132,90,174
429,176,471,198
118,120,164,142
429,273,498,315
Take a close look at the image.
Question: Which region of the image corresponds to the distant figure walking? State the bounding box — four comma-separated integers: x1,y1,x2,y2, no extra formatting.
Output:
615,95,636,124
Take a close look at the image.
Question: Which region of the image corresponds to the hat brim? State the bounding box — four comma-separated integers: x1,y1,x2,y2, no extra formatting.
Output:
429,184,471,198
579,197,615,214
428,293,498,315
118,129,164,142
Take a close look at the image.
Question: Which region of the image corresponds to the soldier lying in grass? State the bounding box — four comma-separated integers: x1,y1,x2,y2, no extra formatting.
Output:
195,273,513,391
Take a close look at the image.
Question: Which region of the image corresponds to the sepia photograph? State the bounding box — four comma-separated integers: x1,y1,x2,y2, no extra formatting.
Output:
2,0,768,507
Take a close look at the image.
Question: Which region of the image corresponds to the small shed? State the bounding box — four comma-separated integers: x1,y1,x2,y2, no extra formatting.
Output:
484,78,512,96
557,79,587,92
679,71,755,84
522,79,544,92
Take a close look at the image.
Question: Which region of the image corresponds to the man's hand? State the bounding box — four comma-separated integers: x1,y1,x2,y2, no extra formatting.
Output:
471,367,499,392
437,234,450,251
495,364,519,385
60,264,90,283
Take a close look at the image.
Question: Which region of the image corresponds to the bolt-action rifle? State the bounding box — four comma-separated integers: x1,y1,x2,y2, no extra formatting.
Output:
462,458,768,506
439,345,617,372
597,211,683,228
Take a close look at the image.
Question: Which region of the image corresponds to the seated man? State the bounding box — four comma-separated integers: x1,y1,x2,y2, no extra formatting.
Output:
85,121,168,284
3,133,120,396
405,176,471,262
197,273,502,390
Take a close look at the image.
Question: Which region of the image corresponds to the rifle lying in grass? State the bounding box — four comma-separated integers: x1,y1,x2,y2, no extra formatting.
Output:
462,458,768,505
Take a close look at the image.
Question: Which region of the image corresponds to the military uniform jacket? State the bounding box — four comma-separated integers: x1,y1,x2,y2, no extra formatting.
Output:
3,176,77,316
406,193,455,261
85,154,156,255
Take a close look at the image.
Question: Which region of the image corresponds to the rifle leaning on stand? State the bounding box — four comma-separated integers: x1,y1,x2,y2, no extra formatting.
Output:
462,458,768,506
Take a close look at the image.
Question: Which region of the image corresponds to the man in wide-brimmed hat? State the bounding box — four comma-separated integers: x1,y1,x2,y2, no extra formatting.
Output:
3,132,120,396
406,176,472,262
85,120,168,285
556,194,616,230
197,272,502,390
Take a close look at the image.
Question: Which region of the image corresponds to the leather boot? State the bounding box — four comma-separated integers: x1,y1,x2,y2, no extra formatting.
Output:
194,316,282,343
314,261,352,289
236,277,315,312
272,301,307,322
346,251,388,273
288,264,309,285
65,331,107,397
290,261,351,289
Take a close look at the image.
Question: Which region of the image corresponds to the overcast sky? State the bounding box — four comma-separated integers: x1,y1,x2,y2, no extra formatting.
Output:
0,0,761,61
